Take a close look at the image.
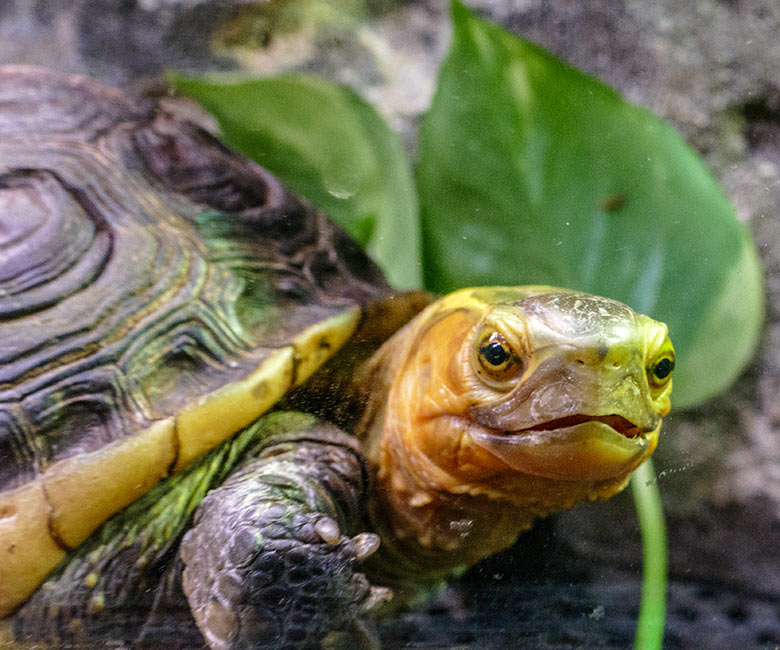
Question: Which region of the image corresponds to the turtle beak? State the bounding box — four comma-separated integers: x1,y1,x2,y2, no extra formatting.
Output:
468,416,659,482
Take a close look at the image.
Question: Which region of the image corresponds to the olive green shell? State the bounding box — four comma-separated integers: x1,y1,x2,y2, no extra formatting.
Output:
0,65,392,489
0,66,408,613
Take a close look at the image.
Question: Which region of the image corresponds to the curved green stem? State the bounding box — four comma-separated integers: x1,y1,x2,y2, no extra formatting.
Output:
631,459,667,650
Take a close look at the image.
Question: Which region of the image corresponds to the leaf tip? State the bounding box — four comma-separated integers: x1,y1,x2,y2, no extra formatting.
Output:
450,0,472,25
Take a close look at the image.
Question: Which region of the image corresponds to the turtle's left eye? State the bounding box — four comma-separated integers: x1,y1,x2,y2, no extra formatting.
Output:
475,331,523,382
649,354,675,387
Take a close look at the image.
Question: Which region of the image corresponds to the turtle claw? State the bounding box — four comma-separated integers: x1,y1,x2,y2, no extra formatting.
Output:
352,532,381,561
322,617,382,650
314,516,341,545
360,586,393,615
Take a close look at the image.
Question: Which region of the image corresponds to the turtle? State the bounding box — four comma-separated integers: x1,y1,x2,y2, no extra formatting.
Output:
0,66,675,649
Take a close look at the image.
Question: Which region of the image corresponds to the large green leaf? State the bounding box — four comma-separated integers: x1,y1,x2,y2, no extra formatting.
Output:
171,74,421,289
417,2,764,407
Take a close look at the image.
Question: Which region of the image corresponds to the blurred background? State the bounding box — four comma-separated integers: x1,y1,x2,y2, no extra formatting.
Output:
2,1,779,647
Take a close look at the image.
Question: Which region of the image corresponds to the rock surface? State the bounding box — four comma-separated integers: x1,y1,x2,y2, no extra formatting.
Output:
2,1,779,648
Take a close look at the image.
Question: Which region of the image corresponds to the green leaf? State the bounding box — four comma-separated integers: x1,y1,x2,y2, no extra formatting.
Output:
418,1,764,407
171,73,422,289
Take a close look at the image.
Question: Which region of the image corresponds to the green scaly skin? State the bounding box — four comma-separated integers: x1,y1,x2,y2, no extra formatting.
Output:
13,412,379,649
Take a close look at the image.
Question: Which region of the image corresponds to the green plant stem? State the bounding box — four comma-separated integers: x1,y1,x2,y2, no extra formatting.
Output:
631,459,667,650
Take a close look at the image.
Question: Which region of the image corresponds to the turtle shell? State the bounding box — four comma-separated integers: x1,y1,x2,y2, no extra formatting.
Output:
0,66,414,614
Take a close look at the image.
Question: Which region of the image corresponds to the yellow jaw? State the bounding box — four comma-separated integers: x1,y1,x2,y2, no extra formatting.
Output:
468,418,660,482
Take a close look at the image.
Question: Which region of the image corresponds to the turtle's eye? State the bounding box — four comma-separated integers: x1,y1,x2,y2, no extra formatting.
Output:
649,354,675,387
475,331,523,383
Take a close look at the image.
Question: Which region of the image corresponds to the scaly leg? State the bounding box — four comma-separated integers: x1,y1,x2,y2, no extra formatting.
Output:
180,424,390,650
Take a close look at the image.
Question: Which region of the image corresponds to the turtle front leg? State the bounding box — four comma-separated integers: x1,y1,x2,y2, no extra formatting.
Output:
180,422,390,650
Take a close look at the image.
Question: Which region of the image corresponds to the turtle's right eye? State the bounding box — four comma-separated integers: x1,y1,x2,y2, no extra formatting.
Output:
475,330,523,383
480,337,511,367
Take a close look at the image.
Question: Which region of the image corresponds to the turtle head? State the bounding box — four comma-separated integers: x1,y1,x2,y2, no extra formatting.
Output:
363,286,673,571
458,287,672,482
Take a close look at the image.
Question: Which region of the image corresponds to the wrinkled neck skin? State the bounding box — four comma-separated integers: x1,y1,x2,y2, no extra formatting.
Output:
353,303,636,586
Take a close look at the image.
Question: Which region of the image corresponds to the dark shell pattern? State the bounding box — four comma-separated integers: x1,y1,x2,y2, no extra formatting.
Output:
0,67,390,493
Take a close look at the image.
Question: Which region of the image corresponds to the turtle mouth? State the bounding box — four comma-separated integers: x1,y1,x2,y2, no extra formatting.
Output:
468,412,657,482
515,413,645,439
